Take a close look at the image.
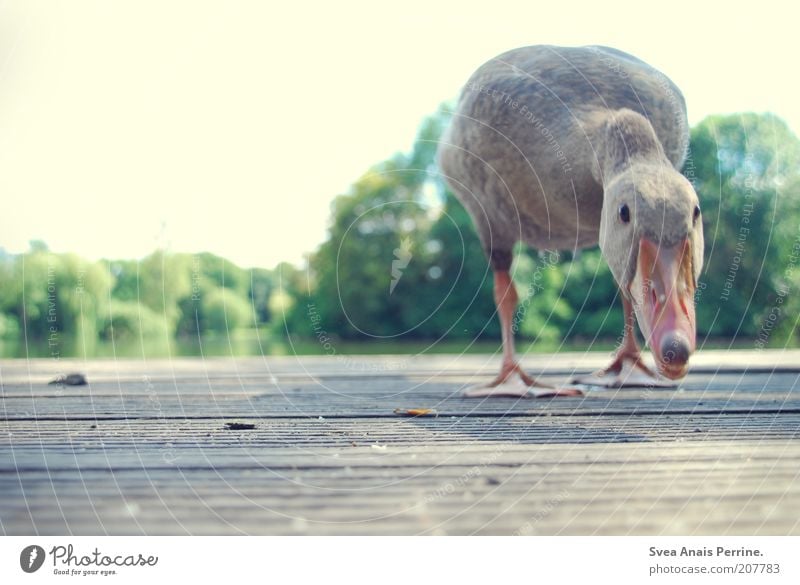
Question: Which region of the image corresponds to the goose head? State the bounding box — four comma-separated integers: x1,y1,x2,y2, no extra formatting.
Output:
597,111,704,379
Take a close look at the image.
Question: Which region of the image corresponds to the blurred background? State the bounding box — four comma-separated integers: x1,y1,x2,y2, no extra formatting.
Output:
1,1,798,358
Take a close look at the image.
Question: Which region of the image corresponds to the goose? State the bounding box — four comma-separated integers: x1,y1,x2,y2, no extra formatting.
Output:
438,45,704,397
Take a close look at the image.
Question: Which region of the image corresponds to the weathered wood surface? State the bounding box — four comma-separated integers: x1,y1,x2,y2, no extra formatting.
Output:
2,351,800,535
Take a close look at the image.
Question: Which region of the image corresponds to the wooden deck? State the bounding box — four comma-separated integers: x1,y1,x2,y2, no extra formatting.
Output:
2,350,800,535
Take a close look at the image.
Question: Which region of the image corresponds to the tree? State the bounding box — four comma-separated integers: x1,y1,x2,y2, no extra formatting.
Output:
99,300,170,342
249,267,274,325
9,250,112,349
136,251,193,334
686,113,800,343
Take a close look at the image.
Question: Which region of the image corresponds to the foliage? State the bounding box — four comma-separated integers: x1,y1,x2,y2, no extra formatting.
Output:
687,113,800,343
0,248,276,354
3,251,113,344
291,108,800,349
2,109,798,355
199,287,254,333
99,300,170,342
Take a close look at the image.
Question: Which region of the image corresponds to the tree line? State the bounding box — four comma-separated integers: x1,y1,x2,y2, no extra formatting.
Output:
1,108,798,355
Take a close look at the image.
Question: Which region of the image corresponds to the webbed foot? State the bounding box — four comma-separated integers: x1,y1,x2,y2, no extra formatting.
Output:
465,363,583,398
572,353,674,388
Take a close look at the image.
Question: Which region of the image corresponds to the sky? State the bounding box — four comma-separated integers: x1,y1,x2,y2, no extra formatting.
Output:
0,0,797,268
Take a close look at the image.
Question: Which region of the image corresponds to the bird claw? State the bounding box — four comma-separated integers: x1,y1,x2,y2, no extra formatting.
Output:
464,368,583,398
571,354,675,388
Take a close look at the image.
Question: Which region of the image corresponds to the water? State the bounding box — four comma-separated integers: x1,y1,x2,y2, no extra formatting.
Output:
0,328,616,359
0,329,758,359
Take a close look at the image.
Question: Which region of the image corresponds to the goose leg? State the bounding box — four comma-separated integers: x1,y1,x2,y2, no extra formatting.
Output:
464,269,582,398
572,297,675,388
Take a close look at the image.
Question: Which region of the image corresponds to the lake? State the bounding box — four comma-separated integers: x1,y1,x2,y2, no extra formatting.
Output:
0,328,761,360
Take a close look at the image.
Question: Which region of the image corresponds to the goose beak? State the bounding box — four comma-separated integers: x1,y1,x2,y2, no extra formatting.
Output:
629,237,696,379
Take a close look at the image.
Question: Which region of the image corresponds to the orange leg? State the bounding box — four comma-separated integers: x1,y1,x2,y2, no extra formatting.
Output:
605,298,658,376
464,271,582,398
572,296,672,388
490,270,535,386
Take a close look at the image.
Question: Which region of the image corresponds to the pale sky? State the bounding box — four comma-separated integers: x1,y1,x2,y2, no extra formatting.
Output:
1,0,797,268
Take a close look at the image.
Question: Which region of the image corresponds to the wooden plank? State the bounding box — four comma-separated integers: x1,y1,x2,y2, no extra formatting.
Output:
4,371,800,396
3,414,800,450
3,371,800,420
2,353,800,536
2,441,799,535
4,438,800,470
3,349,799,384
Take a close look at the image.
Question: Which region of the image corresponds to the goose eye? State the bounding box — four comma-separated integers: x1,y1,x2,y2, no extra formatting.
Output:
619,204,630,223
693,205,701,224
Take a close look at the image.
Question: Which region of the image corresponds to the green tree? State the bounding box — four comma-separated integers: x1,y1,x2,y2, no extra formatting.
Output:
99,300,171,342
415,191,498,339
686,113,800,342
249,267,274,325
173,253,274,337
200,287,253,333
136,251,193,333
9,249,112,348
